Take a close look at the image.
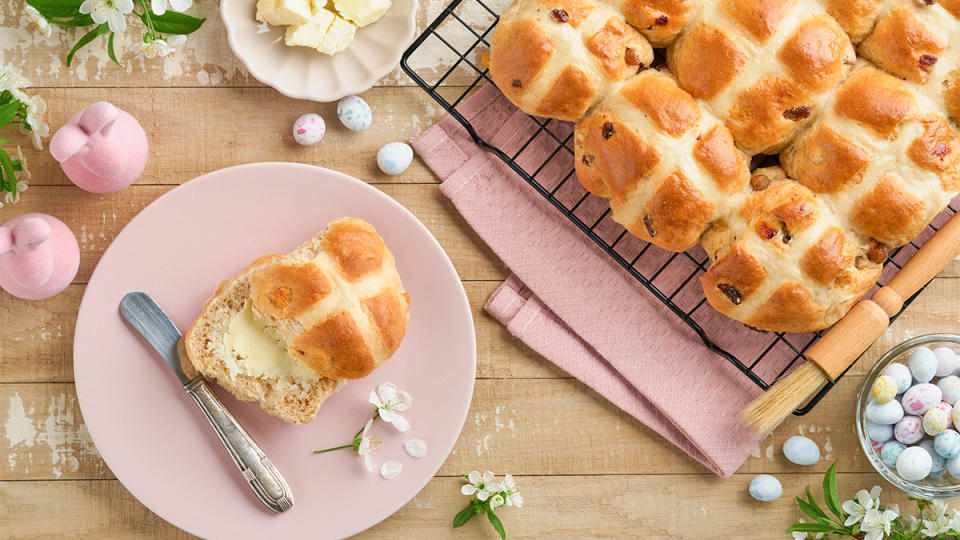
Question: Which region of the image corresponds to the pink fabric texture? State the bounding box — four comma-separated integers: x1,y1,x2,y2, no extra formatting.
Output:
410,84,796,477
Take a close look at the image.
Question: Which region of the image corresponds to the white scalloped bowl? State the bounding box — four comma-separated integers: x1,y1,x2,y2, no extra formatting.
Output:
221,0,418,101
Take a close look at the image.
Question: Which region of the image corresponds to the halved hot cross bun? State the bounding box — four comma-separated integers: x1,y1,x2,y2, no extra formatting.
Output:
488,0,654,122
700,167,883,333
667,0,856,155
574,70,751,251
781,66,960,250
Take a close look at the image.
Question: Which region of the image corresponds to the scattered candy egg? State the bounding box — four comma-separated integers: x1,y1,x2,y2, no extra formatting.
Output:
404,438,428,458
882,363,913,394
380,460,403,480
949,454,960,479
935,430,960,459
870,438,885,451
919,440,947,478
924,406,950,436
936,401,955,429
935,347,959,377
895,415,924,445
938,376,960,405
871,375,898,404
748,474,782,502
783,436,820,465
866,398,904,425
902,383,942,416
865,421,893,444
909,347,938,383
953,402,960,429
377,142,413,175
336,95,372,131
897,446,933,481
293,113,325,146
880,440,907,468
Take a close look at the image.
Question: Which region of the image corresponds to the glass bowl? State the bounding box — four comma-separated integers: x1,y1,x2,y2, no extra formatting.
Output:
857,334,960,499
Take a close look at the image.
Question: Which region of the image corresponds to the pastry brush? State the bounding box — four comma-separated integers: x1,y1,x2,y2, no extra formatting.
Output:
743,210,960,433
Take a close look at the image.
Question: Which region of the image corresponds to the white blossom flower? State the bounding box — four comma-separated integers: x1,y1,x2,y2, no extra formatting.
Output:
150,0,192,15
490,493,505,510
841,486,882,526
461,470,501,502
861,506,898,540
369,382,412,432
922,501,952,536
0,66,28,93
950,510,960,534
501,474,523,508
24,6,52,36
354,418,376,472
139,35,186,58
79,0,134,33
18,95,48,150
904,515,921,534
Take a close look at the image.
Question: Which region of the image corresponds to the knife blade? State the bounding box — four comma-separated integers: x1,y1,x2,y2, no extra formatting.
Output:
120,292,294,513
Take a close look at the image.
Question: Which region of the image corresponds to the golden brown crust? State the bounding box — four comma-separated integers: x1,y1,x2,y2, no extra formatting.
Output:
800,227,852,286
851,174,927,247
574,112,661,200
692,125,748,193
322,218,387,281
942,0,960,18
907,116,960,190
701,245,767,306
746,283,824,333
619,72,700,137
858,7,947,83
291,311,375,380
784,126,869,193
489,20,554,107
721,0,790,43
671,24,747,99
946,71,960,122
821,0,885,42
533,0,593,26
834,68,916,138
536,65,598,120
726,77,806,155
739,182,819,236
587,18,636,78
777,16,851,91
636,171,714,251
250,263,332,319
619,0,692,45
363,289,409,354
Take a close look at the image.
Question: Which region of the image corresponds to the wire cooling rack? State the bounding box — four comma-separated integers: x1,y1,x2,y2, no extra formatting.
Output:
399,0,958,415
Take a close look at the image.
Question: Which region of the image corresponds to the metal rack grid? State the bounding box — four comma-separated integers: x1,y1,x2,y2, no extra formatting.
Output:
399,0,957,414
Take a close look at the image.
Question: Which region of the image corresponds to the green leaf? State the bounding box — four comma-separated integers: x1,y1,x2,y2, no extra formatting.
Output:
487,510,506,540
107,32,121,66
49,14,96,26
0,100,19,128
67,23,109,67
143,11,205,34
822,462,845,521
0,148,17,194
26,0,85,19
787,522,839,533
796,496,831,525
453,505,475,528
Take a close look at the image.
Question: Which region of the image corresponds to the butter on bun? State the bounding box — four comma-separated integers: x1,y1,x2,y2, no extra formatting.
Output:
185,217,410,424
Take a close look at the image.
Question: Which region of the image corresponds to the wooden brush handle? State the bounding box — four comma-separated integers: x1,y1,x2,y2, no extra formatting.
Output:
807,211,960,380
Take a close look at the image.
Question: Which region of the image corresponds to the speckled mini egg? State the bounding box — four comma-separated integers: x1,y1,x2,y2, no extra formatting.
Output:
783,436,820,465
948,454,960,479
336,96,372,132
748,474,782,502
882,362,913,394
870,438,885,451
377,142,413,175
909,346,938,383
897,446,933,481
866,398,904,425
881,440,907,468
895,415,924,445
865,421,893,444
935,430,960,459
919,440,947,478
935,401,954,429
293,113,325,146
924,406,951,436
902,383,942,416
935,347,959,377
938,376,960,405
871,375,898,404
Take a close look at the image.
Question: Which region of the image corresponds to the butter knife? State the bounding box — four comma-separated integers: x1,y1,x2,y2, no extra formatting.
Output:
119,291,294,513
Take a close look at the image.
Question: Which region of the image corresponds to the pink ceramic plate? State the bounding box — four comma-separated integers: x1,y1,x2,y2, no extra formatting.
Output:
74,163,476,539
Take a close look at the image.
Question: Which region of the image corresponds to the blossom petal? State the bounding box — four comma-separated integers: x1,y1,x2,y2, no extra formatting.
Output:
503,474,515,490
856,490,872,508
389,414,409,433
151,0,167,15
369,389,382,407
168,0,192,12
168,34,187,47
378,382,398,403
490,495,504,509
511,494,523,508
476,489,489,502
467,471,481,485
461,484,477,496
78,0,95,14
868,486,882,501
482,470,495,484
843,514,860,527
114,0,134,13
394,390,412,411
363,452,373,472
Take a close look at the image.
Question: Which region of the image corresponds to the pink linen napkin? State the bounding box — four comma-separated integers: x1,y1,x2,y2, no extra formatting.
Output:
411,84,803,477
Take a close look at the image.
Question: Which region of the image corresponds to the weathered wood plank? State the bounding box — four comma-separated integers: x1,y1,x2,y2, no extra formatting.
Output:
2,473,952,539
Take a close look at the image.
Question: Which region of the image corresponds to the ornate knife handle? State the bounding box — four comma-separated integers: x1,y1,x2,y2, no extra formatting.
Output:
184,377,294,513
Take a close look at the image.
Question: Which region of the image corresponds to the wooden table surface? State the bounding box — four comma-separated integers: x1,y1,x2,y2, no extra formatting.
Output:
4,1,960,538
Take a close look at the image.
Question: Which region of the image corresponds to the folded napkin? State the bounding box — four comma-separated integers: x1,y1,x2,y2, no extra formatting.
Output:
411,84,805,477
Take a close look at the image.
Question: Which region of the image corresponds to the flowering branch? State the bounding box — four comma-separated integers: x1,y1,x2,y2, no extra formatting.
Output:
0,67,47,207
22,0,205,66
453,471,523,540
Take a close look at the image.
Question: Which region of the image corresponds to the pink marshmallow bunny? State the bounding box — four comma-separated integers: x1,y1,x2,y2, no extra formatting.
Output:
0,213,79,300
50,101,148,194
